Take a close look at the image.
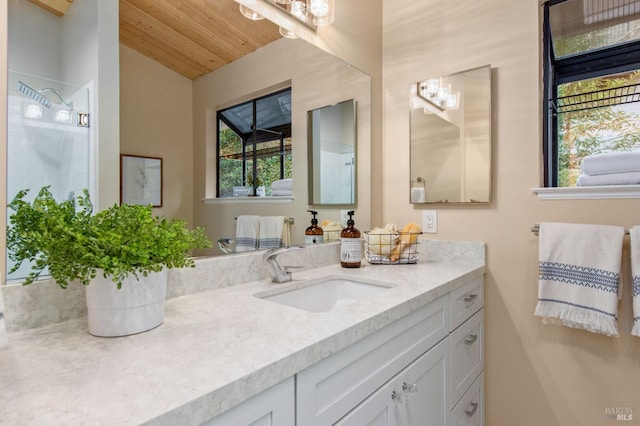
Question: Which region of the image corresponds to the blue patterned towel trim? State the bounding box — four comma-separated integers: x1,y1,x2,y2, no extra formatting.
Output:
258,238,283,249
634,275,640,296
236,237,258,249
538,298,617,318
539,261,619,293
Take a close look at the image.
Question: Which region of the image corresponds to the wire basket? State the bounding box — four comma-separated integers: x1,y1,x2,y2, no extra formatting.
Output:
323,229,341,242
364,231,422,264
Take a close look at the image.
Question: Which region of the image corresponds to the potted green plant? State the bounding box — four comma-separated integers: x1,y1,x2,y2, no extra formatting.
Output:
7,186,212,336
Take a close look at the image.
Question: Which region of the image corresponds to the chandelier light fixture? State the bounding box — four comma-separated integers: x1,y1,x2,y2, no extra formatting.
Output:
239,0,335,40
417,79,460,111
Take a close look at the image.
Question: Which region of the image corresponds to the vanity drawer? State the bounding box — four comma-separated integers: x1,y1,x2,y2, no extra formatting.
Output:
450,277,483,331
296,295,450,426
449,309,484,408
450,372,484,426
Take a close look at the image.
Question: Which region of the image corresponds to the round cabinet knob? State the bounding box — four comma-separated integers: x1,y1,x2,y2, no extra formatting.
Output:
465,401,479,417
402,382,418,394
391,390,406,405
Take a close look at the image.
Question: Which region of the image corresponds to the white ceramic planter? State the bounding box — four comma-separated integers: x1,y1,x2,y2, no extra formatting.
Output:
85,269,167,337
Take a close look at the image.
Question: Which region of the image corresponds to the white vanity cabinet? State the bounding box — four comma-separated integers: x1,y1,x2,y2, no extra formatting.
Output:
202,377,295,426
448,277,484,425
335,338,449,426
296,294,450,425
205,275,484,426
297,275,484,426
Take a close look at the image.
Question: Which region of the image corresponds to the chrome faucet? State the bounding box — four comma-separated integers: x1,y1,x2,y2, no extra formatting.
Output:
263,245,305,283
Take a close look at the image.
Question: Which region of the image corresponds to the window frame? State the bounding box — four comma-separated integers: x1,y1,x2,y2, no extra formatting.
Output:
215,88,292,198
542,0,640,187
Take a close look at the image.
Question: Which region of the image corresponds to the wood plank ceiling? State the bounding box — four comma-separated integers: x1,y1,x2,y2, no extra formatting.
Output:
119,0,282,80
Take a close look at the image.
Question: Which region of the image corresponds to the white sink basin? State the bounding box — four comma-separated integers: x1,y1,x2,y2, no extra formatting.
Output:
256,276,392,313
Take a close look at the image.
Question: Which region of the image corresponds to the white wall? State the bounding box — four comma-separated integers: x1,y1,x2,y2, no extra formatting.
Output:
120,45,194,223
383,1,640,425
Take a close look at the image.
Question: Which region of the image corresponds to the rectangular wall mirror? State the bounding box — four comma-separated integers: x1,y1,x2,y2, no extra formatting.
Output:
410,65,491,204
308,99,357,206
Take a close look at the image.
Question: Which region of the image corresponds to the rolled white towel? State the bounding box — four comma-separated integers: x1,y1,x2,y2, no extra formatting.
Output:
576,171,640,186
271,178,293,191
581,152,640,176
271,189,293,196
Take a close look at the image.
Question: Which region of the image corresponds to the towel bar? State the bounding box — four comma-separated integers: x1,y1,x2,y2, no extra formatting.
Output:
235,216,295,225
531,224,630,235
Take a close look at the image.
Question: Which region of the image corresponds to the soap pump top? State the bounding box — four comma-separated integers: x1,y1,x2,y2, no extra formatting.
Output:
340,210,361,268
305,210,324,244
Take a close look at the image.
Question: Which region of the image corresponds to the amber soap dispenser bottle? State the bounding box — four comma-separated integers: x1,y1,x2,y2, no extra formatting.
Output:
340,210,362,268
305,210,324,244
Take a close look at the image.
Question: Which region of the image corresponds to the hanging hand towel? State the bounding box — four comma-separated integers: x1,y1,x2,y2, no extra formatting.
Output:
258,216,285,249
235,215,260,252
535,222,625,336
630,226,640,336
0,284,8,348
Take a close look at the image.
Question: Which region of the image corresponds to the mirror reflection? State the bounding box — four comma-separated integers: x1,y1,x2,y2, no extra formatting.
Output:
409,65,491,204
308,99,356,206
7,0,372,269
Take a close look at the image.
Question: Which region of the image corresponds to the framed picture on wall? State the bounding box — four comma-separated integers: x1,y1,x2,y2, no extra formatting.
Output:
120,154,163,207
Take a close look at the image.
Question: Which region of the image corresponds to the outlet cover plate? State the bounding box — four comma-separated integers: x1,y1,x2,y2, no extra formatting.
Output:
423,210,438,234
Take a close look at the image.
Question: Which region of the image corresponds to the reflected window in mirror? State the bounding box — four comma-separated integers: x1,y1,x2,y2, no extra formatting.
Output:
307,99,357,206
217,88,292,198
543,0,640,188
410,65,491,204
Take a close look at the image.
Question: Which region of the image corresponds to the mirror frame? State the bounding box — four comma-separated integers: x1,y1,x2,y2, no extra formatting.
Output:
307,99,357,207
409,64,492,204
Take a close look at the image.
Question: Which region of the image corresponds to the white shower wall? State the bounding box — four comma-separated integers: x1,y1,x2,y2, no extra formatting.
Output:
6,73,93,281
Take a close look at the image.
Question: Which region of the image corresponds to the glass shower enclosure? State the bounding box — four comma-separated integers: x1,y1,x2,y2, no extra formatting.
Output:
6,70,94,282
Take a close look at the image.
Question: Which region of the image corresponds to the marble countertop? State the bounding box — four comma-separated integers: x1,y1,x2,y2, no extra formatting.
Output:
0,258,484,425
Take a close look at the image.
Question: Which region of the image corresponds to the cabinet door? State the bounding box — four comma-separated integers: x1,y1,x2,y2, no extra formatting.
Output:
400,337,449,426
336,338,449,426
202,377,294,426
335,376,402,426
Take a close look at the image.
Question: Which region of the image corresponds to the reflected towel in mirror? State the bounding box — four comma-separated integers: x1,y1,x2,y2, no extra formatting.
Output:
235,215,260,252
411,187,426,203
271,189,293,196
271,178,293,191
258,216,289,249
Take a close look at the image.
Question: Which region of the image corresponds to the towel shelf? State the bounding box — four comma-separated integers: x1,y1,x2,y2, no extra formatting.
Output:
531,224,630,235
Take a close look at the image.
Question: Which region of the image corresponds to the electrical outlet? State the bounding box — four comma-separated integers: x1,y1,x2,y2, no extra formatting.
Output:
423,210,438,234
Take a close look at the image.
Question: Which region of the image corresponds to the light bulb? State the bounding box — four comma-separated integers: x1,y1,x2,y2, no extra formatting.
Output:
239,5,264,20
290,1,308,21
279,27,298,39
24,104,42,119
446,92,460,109
309,0,329,17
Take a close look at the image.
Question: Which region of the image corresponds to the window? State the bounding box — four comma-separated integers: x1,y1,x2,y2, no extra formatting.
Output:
543,0,640,187
217,88,292,197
